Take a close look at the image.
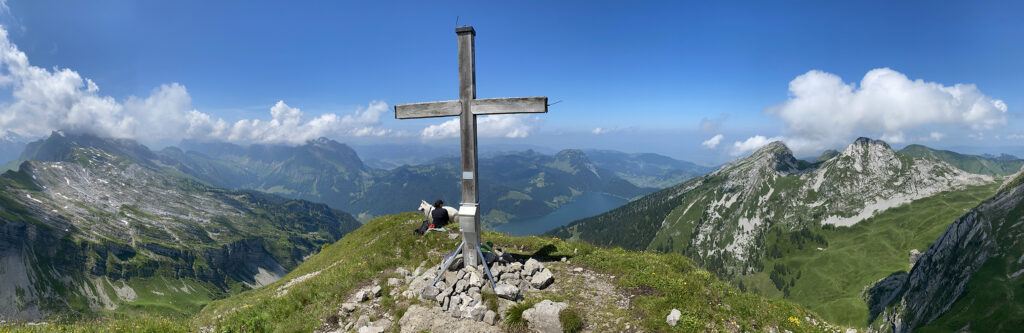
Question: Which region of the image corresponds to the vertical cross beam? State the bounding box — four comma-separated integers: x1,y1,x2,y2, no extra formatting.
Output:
457,27,478,205
456,26,483,267
394,26,548,270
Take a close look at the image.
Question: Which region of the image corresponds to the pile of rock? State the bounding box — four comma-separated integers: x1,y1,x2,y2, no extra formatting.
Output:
405,255,556,325
492,257,556,294
335,284,390,332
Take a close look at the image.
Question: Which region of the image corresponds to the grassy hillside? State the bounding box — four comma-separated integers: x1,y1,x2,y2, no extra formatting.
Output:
898,144,1023,176
7,212,848,332
735,182,1000,327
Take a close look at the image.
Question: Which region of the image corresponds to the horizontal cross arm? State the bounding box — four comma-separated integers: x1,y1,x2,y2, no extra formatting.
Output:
471,97,548,115
394,100,462,119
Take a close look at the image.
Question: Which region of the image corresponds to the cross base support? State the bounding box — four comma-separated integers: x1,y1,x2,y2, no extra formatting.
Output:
431,239,497,291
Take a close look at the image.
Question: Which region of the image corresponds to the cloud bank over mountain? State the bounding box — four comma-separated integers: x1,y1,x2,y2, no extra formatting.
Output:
730,68,1008,156
0,23,548,146
420,114,540,139
0,25,403,145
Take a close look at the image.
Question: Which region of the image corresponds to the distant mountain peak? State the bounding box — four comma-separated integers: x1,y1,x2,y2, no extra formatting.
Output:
815,149,840,163
551,148,600,177
760,140,791,153
20,131,156,165
310,137,335,146
840,137,893,156
852,136,891,148
727,140,799,175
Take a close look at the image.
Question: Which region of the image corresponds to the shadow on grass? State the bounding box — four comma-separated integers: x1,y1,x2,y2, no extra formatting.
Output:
500,243,576,262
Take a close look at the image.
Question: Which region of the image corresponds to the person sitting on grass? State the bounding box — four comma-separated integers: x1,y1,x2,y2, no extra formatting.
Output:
416,199,450,235
430,199,450,228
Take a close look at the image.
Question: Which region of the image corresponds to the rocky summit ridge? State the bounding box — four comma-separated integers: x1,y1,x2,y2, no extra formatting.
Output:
552,137,992,277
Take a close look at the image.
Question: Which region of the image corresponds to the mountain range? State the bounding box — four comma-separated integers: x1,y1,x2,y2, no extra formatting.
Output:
3,131,1020,330
0,132,361,320
551,138,992,272
155,137,710,224
549,137,1021,329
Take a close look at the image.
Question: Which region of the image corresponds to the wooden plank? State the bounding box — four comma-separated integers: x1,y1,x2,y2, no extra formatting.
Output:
458,27,476,102
471,97,548,115
457,28,480,206
393,100,462,119
457,26,482,268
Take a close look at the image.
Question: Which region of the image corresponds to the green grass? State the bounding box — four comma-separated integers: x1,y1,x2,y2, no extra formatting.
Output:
112,277,219,317
503,298,537,333
1,315,189,333
743,183,1000,327
192,212,463,332
6,212,841,332
200,212,837,332
559,307,584,333
481,291,499,313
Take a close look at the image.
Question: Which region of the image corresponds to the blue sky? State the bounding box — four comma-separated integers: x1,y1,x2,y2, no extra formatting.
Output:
0,1,1021,164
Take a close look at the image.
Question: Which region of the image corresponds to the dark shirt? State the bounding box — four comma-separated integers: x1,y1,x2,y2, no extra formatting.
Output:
431,207,450,227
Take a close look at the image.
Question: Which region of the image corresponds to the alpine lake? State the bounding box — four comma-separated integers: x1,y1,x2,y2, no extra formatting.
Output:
491,192,627,236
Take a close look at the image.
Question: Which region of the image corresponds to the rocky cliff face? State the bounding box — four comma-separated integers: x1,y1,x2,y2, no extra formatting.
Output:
0,133,360,320
673,138,988,275
553,138,992,277
878,166,1024,332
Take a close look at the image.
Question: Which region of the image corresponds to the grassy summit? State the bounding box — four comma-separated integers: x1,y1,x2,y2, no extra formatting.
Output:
7,212,849,332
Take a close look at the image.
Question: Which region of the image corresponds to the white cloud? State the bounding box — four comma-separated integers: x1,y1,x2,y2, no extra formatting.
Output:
730,135,783,156
421,114,540,139
924,131,946,141
761,68,1007,155
0,25,395,145
701,134,724,149
880,132,906,144
1007,134,1024,140
592,127,611,135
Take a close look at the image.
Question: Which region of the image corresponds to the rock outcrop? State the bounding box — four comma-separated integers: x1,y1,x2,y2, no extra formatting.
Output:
522,300,568,333
879,167,1024,332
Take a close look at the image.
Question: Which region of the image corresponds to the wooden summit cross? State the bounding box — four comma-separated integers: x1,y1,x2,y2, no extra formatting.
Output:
395,26,548,268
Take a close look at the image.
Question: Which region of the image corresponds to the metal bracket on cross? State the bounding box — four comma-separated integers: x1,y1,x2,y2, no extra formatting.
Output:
395,25,549,272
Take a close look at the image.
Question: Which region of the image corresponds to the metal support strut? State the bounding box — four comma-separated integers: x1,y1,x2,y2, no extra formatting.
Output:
432,241,464,287
477,245,497,290
430,240,498,290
